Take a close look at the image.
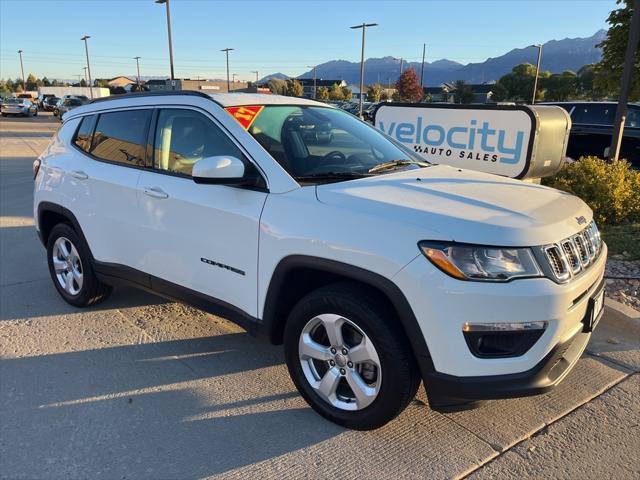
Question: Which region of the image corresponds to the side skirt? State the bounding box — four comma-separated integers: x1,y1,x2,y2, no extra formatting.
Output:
93,261,268,339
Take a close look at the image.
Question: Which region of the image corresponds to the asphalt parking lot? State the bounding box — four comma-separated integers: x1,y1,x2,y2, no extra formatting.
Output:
1,112,639,479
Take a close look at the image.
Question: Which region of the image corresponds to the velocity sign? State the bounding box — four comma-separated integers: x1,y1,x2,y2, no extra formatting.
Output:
374,103,567,179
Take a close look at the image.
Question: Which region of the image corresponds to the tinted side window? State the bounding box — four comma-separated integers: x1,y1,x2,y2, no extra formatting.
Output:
73,115,97,152
572,104,615,125
153,109,245,176
625,107,639,128
91,109,151,166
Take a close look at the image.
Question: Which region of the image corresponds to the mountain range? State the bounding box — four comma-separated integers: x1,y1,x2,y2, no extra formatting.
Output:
261,30,606,87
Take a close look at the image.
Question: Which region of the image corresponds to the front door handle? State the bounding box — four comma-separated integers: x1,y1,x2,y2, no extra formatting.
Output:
69,170,88,180
143,186,169,199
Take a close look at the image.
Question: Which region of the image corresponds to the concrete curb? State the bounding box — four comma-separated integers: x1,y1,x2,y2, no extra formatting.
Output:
604,297,640,321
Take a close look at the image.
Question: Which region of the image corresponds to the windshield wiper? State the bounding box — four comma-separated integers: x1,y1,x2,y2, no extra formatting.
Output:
368,159,430,174
295,171,374,181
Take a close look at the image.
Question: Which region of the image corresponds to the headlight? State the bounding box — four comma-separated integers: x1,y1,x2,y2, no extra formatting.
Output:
419,241,542,282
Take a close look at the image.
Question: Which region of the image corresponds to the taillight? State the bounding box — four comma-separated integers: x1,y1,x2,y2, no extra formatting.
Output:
32,159,41,179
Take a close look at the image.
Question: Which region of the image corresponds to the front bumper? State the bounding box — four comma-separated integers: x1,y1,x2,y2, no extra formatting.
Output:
2,107,28,115
392,242,606,405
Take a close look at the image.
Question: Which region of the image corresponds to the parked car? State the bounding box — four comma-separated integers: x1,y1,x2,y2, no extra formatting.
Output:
37,93,56,110
34,91,606,430
42,96,60,112
54,97,85,120
1,98,38,117
544,101,639,168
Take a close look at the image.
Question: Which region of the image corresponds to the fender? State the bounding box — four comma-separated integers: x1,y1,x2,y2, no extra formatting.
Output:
37,201,90,252
262,255,436,380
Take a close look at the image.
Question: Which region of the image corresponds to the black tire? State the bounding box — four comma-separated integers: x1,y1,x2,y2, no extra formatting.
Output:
46,223,111,307
284,282,420,430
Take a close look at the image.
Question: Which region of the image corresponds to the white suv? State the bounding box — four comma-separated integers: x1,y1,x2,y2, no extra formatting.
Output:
34,92,606,430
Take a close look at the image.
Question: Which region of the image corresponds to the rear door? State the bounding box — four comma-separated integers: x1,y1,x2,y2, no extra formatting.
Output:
135,107,267,317
71,108,153,269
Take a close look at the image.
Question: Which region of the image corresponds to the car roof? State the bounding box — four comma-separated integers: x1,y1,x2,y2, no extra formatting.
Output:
209,93,329,108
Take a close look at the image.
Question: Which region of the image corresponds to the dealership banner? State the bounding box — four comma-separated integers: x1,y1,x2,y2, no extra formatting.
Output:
374,103,570,179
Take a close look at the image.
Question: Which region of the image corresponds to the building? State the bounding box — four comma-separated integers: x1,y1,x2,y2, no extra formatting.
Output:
143,78,248,93
423,82,495,103
108,76,136,88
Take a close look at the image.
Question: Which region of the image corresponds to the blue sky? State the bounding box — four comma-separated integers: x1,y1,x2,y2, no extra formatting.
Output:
0,0,616,82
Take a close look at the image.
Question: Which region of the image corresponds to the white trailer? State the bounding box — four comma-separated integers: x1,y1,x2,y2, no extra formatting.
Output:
38,86,110,99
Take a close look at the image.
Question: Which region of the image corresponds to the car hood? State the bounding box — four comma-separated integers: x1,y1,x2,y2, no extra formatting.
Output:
315,165,592,247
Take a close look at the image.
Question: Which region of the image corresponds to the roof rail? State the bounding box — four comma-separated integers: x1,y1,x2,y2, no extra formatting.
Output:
89,90,213,104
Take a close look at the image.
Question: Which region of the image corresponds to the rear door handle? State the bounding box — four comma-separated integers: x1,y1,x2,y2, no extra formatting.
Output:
69,170,88,180
143,187,169,199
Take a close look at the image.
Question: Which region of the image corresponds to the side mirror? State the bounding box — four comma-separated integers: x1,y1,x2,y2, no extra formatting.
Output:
192,155,246,185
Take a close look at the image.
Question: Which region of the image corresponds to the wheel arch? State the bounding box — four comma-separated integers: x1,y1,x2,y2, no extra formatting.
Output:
262,255,435,379
37,202,91,257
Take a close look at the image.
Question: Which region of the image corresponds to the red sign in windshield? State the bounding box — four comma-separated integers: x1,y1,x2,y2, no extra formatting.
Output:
225,105,264,130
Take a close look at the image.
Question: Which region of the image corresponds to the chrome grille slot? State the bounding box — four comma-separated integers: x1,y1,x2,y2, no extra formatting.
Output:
561,240,581,274
544,245,570,282
573,234,590,267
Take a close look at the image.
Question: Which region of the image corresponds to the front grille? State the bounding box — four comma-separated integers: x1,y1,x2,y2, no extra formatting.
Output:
542,220,603,283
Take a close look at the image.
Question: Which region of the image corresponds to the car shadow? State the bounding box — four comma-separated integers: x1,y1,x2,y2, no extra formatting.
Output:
0,333,343,478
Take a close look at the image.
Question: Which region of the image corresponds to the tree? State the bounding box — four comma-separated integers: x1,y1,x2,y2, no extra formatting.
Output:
286,79,304,97
80,78,87,87
577,64,607,99
452,80,475,103
316,86,329,100
267,78,287,95
541,71,578,101
380,90,391,102
25,73,38,91
395,67,423,102
95,79,110,88
42,77,51,87
329,83,344,100
367,83,382,102
341,86,352,101
595,0,640,100
492,63,545,102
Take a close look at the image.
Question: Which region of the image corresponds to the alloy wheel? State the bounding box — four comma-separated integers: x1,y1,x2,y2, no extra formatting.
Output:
52,237,84,296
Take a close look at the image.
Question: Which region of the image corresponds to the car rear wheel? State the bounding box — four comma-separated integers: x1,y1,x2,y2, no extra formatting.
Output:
284,282,420,430
46,223,111,307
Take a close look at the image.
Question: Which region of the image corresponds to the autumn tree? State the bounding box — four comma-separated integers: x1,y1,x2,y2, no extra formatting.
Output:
380,90,391,102
595,0,640,100
341,86,352,101
316,86,329,100
286,79,304,97
267,78,287,95
395,67,423,102
367,83,382,102
329,83,344,100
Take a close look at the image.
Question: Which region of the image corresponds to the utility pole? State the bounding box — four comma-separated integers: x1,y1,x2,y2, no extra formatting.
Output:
221,48,234,93
232,73,238,87
251,70,259,85
350,22,378,118
133,57,141,89
307,65,317,99
17,50,26,92
530,44,542,104
400,57,404,75
156,0,175,89
80,35,93,99
420,43,426,88
609,0,640,161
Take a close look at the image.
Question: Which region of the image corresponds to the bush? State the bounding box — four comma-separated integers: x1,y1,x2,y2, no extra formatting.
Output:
543,156,640,225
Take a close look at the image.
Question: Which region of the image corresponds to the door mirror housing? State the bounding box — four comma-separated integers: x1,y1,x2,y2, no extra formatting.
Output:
192,155,246,185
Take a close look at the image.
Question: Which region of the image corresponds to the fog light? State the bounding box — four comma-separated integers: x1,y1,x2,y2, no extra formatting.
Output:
463,322,547,358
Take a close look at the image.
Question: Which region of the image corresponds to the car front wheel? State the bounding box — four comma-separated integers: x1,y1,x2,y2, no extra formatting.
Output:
284,282,420,430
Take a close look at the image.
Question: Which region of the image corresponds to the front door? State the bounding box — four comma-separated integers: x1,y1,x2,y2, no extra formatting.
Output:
135,107,267,317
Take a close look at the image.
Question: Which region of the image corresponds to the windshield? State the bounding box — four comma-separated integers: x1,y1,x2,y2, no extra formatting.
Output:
3,98,20,104
246,105,425,182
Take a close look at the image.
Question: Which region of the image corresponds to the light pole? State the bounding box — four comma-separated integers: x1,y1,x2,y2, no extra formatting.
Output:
420,43,426,88
83,67,88,86
251,70,259,85
17,50,26,92
221,48,234,92
530,44,542,104
80,35,93,99
133,57,142,90
350,22,378,118
307,65,317,99
232,73,237,87
155,0,175,89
